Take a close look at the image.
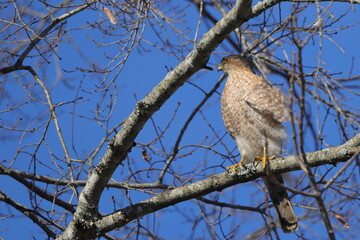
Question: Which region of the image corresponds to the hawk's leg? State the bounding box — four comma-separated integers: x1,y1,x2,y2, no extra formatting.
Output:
226,155,245,173
255,147,275,168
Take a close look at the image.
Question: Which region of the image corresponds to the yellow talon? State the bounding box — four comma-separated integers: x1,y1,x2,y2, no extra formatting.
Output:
226,155,245,173
255,147,275,168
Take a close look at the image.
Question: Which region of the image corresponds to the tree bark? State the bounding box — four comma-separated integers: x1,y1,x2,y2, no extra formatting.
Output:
57,133,360,239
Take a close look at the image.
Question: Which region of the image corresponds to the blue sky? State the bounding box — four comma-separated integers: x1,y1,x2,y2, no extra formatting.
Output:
1,1,359,239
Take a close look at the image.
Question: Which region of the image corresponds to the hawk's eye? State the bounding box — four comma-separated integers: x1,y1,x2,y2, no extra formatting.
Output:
225,58,231,63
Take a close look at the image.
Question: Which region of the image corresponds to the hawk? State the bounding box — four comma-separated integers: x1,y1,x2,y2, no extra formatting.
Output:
218,55,298,233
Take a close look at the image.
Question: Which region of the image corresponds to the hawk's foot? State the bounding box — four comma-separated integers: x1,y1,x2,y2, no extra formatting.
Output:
255,147,275,168
226,155,245,173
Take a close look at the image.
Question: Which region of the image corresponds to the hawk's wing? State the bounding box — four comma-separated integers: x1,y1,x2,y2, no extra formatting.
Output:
244,77,289,124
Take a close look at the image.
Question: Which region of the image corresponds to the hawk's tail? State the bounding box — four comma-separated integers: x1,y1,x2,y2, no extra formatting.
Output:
263,175,298,233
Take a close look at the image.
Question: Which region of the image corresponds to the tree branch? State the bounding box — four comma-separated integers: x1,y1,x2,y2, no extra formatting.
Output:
58,0,253,238
0,190,57,238
93,133,359,237
0,164,76,213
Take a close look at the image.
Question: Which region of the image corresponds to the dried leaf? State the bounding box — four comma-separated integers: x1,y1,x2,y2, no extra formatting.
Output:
142,148,151,162
104,7,116,25
334,213,350,228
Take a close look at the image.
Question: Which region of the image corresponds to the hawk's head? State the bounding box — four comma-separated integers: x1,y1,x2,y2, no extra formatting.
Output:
218,55,253,74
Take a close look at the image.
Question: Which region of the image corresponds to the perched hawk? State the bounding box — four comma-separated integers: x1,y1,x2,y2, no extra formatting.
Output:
218,55,298,233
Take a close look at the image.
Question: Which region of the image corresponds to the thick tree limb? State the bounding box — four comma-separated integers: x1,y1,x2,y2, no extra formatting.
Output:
57,0,253,238
56,0,360,238
94,133,359,236
1,0,359,239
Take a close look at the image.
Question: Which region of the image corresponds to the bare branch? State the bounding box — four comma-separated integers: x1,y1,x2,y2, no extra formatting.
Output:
0,190,57,238
81,134,359,238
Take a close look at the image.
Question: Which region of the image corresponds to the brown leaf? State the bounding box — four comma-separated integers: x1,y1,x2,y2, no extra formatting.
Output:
334,213,350,228
142,148,151,162
103,7,116,25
